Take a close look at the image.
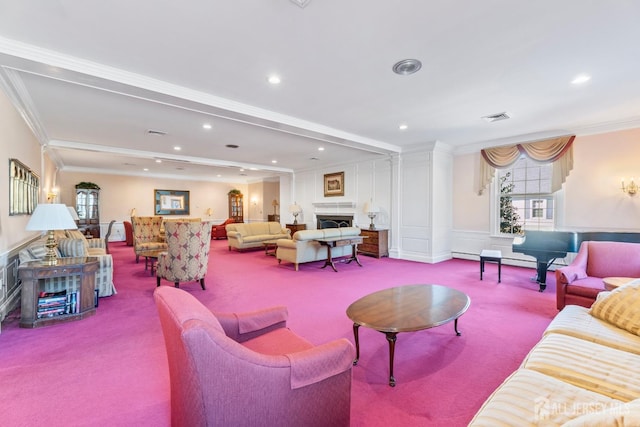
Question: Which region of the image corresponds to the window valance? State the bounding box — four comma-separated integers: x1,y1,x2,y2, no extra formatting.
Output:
478,135,575,194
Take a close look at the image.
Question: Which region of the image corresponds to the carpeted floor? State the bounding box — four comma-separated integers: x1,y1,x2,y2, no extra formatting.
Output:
0,240,558,426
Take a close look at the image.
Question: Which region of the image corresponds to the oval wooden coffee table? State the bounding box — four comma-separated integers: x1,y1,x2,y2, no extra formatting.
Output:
346,284,471,386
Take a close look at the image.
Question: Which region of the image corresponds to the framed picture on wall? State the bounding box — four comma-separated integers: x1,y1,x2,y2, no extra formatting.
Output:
324,172,344,197
154,189,190,215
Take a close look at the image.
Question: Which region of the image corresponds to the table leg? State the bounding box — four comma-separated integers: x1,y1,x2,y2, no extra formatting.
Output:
320,244,338,272
352,323,360,365
346,244,363,267
454,318,462,336
385,332,397,387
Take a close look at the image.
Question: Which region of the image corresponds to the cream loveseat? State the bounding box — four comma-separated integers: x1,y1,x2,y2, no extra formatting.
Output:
470,279,640,426
19,231,117,298
276,227,361,271
226,222,290,251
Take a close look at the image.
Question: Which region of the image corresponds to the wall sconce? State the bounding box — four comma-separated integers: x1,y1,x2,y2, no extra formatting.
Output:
46,187,59,203
206,208,213,217
363,200,380,230
251,197,258,206
622,178,638,195
289,203,302,224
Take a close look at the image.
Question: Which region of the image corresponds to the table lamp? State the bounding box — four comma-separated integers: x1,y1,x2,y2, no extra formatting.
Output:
26,203,78,265
363,201,380,230
289,203,302,225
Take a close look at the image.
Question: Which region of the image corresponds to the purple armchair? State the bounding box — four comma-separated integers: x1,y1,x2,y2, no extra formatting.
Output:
555,241,640,310
153,286,354,427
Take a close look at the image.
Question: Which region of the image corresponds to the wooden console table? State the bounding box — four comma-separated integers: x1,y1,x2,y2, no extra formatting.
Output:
19,257,99,328
315,236,365,272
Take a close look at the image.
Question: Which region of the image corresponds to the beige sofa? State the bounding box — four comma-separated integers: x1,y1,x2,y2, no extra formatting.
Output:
19,231,117,298
226,222,290,251
470,280,640,426
276,227,361,271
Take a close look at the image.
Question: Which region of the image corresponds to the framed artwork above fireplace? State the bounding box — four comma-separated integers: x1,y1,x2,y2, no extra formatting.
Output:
324,172,344,197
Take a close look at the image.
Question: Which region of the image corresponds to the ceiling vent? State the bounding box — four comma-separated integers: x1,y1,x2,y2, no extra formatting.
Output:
482,112,511,123
146,129,167,136
290,0,311,7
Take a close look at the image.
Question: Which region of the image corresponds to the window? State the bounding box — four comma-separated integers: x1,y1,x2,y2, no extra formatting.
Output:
497,156,554,234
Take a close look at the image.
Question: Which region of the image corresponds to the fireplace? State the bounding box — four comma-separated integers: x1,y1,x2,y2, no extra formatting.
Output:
316,215,353,229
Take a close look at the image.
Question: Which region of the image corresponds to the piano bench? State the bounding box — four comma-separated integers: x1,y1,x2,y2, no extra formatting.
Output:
480,250,502,283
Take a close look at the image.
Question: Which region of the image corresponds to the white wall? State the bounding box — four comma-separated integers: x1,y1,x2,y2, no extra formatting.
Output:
0,90,42,253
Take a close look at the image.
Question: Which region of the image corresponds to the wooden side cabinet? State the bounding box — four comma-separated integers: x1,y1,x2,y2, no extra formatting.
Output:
19,257,99,328
358,229,389,258
286,223,307,236
228,193,244,223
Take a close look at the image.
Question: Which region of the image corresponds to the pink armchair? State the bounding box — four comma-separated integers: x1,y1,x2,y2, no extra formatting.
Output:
153,286,354,427
555,241,640,310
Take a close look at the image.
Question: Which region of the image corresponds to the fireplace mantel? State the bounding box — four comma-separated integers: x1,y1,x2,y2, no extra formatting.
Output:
312,201,356,208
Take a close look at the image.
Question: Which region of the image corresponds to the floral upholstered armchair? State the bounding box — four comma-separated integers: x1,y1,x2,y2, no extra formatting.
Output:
131,216,167,263
156,221,212,289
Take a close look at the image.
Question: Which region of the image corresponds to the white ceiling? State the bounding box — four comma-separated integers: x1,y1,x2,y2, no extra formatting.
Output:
1,1,640,182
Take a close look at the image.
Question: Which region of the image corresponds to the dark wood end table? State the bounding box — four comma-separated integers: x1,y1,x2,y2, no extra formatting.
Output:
315,235,365,272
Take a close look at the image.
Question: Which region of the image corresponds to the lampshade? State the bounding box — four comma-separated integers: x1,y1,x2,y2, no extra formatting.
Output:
26,204,78,265
289,203,302,214
26,204,78,231
363,201,380,214
67,206,80,221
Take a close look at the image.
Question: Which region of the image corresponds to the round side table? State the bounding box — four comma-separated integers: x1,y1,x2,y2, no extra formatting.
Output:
602,277,637,291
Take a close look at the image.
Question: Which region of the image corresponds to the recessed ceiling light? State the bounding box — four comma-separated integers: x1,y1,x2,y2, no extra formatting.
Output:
268,75,281,85
392,59,422,76
174,146,181,151
399,123,408,131
571,74,591,85
239,168,245,172
249,168,258,171
216,174,222,177
271,160,277,164
318,147,325,151
143,168,149,171
202,123,212,130
155,159,162,163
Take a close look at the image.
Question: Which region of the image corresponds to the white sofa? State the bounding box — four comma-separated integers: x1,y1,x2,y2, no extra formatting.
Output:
226,222,291,251
276,227,361,271
470,280,640,426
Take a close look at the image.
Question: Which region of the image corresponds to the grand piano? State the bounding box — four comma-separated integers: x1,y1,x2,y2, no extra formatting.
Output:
512,230,640,292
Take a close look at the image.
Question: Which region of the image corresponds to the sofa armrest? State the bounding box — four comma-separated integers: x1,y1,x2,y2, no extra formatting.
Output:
226,230,241,239
216,306,288,342
277,239,297,249
286,338,355,389
556,265,587,285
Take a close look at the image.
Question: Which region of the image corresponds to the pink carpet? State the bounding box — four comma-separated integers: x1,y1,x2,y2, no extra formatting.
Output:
0,240,558,426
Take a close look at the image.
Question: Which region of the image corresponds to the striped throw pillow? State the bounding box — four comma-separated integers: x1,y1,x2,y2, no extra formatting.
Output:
57,238,87,257
589,279,640,336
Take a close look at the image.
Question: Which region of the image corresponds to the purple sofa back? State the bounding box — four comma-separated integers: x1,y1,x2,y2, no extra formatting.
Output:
585,241,640,278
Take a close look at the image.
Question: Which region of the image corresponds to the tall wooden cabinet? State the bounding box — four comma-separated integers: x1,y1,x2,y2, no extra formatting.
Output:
228,192,243,223
76,188,100,238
